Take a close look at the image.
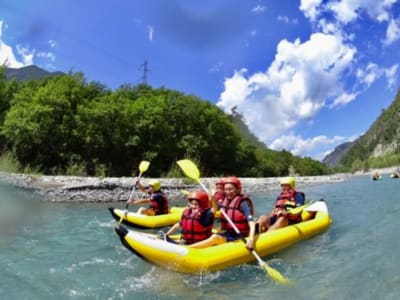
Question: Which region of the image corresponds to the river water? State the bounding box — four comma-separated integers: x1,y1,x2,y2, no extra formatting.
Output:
1,175,399,299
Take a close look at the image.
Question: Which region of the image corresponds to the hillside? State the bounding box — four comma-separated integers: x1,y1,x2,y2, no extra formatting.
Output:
339,89,400,169
322,141,353,167
227,107,267,149
5,65,64,81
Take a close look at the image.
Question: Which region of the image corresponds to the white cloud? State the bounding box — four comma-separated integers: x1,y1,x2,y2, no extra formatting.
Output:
299,0,323,21
48,40,57,48
328,0,397,24
384,18,400,45
0,20,34,67
209,61,223,73
330,92,358,108
0,41,25,67
37,51,56,62
217,33,356,144
356,63,380,87
277,15,298,25
384,64,399,89
251,5,266,14
355,63,398,90
269,133,346,159
16,45,34,65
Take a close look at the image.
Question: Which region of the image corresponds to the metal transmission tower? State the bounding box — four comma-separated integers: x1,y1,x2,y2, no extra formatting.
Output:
139,60,150,85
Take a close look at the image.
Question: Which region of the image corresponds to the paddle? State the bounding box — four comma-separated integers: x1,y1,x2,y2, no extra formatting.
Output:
118,160,150,224
176,159,293,285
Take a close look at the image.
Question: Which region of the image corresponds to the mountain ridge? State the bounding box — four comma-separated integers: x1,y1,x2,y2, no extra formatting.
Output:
5,65,64,81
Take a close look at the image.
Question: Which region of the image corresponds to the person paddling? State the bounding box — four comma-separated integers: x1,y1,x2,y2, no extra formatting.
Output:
127,179,169,215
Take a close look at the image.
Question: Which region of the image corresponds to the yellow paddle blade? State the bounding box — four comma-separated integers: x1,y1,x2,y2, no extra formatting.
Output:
262,263,294,285
139,160,150,174
177,159,200,182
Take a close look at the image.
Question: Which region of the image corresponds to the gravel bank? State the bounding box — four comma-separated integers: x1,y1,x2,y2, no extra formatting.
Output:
0,172,351,202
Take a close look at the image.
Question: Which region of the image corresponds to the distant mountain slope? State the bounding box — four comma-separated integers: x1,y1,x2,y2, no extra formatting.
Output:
5,65,64,81
228,107,267,149
322,141,353,167
340,89,400,167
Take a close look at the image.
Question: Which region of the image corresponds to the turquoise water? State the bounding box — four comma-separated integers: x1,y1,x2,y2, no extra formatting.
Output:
1,176,400,299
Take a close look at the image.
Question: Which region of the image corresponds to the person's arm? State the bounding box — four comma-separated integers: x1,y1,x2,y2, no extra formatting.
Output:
294,193,305,206
246,220,256,250
240,201,256,250
135,178,146,193
200,209,215,226
165,222,181,236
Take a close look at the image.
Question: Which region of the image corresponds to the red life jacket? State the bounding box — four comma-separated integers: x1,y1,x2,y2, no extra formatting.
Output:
275,189,297,209
220,194,254,236
274,189,305,222
149,191,169,215
180,208,213,244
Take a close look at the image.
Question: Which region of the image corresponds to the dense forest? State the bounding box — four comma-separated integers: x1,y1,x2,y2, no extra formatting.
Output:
0,67,330,177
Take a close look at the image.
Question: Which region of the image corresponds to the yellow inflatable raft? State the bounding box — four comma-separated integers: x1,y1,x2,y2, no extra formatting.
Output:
109,206,186,229
114,200,331,273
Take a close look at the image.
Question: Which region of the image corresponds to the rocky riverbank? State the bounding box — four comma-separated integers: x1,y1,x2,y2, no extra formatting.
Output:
0,171,352,202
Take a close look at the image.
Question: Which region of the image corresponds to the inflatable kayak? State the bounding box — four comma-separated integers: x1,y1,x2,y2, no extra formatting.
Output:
113,200,331,274
109,206,221,229
109,206,186,229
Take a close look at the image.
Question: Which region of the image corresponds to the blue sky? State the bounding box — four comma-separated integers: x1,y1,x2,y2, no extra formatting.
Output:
1,0,400,161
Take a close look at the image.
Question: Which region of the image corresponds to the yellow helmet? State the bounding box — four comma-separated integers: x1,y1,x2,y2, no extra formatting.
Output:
280,177,295,189
148,179,161,191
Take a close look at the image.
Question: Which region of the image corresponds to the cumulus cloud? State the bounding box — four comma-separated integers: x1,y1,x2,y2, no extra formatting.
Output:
269,133,346,158
217,32,356,145
0,20,34,67
328,0,396,24
221,0,399,158
299,0,323,22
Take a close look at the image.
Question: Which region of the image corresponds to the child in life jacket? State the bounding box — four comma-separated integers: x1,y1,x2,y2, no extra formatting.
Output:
256,176,305,233
213,179,225,205
164,190,216,245
188,177,256,250
127,179,169,216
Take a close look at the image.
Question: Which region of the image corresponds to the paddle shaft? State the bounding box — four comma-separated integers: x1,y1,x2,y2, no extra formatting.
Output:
119,168,147,223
